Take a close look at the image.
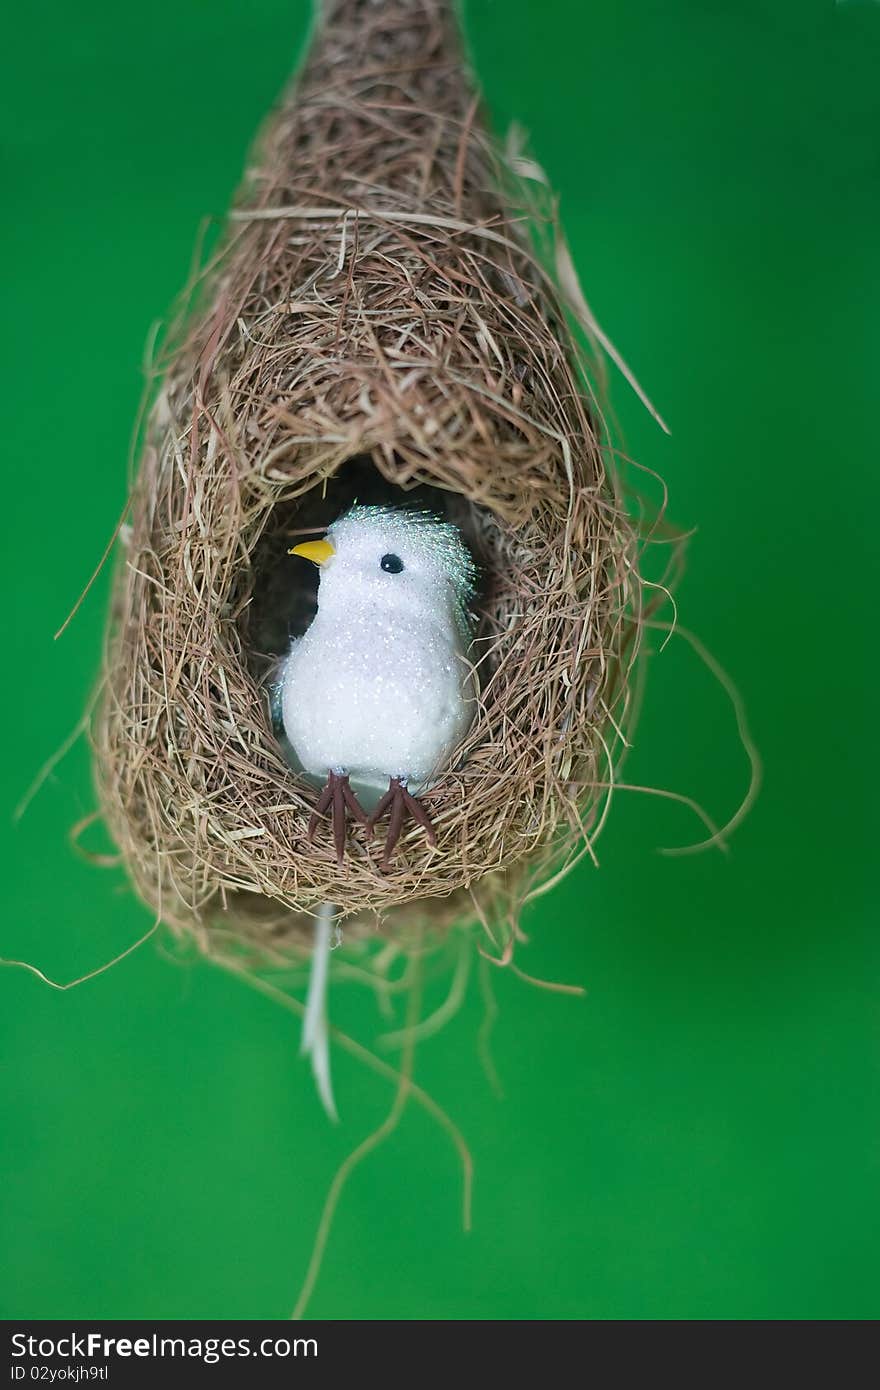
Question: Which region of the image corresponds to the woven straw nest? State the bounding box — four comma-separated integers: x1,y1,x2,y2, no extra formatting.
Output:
94,0,648,955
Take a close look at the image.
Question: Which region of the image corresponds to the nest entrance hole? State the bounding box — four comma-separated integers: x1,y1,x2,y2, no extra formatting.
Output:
245,452,499,683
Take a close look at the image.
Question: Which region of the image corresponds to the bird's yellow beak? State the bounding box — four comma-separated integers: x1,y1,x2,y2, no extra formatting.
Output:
288,538,335,566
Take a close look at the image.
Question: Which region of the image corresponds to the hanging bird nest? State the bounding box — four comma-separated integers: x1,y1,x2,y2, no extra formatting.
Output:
94,0,649,956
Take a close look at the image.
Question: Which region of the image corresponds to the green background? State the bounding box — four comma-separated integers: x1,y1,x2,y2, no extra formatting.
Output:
2,0,877,1320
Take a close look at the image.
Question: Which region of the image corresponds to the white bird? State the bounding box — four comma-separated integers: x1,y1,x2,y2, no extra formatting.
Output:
279,504,477,1117
281,504,478,867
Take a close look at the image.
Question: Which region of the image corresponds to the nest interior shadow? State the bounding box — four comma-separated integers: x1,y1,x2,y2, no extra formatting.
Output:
94,0,642,952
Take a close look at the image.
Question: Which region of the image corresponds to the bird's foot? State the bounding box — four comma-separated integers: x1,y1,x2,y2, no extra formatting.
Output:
368,778,437,868
309,770,369,865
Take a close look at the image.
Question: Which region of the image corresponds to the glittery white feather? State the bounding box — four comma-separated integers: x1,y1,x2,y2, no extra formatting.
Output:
281,506,477,794
301,902,338,1121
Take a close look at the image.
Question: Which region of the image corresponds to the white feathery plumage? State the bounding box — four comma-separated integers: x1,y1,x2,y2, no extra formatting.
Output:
281,505,477,796
280,505,477,1116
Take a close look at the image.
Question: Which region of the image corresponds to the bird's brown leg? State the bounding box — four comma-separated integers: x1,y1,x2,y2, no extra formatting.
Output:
308,770,368,865
308,778,335,841
332,775,346,865
368,777,438,867
399,784,437,846
340,778,370,829
383,785,406,865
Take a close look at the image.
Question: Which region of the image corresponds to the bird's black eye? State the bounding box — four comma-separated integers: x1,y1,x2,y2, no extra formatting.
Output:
380,553,404,574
